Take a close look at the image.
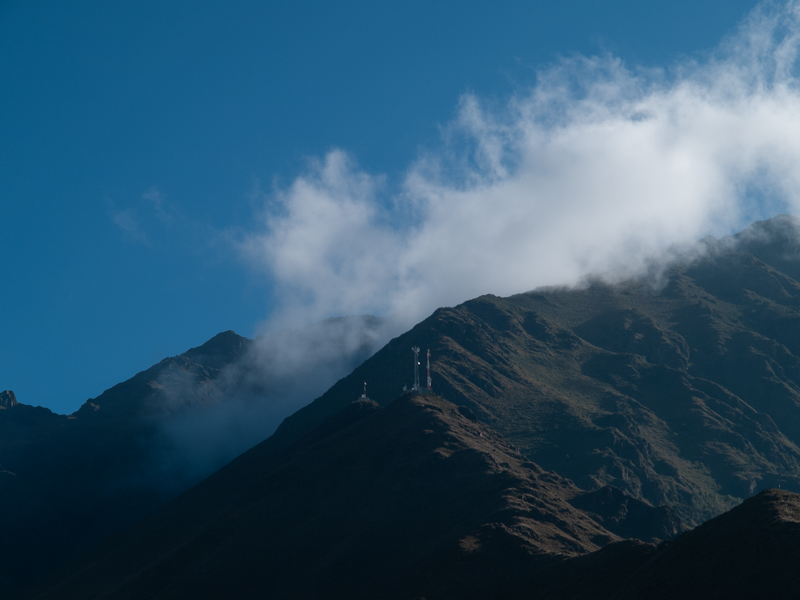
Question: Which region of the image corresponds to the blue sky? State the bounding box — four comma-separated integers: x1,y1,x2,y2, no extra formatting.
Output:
0,0,771,413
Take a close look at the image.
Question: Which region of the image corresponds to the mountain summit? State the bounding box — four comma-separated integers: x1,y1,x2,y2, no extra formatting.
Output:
0,390,17,409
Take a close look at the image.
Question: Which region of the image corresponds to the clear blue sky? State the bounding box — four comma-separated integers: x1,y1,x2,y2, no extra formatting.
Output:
0,0,761,414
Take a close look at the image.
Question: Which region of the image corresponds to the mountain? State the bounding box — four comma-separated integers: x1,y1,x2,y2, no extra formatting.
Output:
22,395,800,600
0,317,386,599
269,216,800,526
0,390,18,409
538,488,800,598
10,214,800,596
611,488,800,598
23,393,674,600
0,331,249,597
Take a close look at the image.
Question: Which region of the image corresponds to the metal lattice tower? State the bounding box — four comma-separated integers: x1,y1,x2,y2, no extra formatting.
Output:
412,346,420,391
426,349,432,391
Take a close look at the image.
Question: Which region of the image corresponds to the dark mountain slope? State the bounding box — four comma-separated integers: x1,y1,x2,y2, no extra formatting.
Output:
568,485,680,543
727,213,800,281
25,394,619,600
268,216,800,525
1,316,387,598
613,488,800,599
74,329,251,421
10,215,800,597
538,488,800,599
25,395,797,600
0,332,250,598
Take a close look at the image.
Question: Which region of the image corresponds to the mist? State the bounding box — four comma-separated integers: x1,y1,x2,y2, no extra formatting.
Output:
150,315,399,489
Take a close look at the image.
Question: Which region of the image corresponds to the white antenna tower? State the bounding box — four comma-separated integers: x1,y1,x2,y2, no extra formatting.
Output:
361,381,367,400
412,346,420,391
427,349,432,392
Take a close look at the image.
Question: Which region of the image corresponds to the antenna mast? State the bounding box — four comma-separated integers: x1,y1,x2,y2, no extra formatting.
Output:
426,349,432,391
412,346,420,391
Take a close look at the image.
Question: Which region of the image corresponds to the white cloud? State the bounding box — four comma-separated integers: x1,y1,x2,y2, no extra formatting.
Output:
242,0,800,332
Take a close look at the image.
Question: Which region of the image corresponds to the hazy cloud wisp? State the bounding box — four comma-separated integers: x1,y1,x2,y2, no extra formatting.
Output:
152,315,393,488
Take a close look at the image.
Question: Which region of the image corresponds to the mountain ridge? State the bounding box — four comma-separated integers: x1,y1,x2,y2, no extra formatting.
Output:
22,393,800,599
538,488,800,599
0,334,251,597
9,215,800,596
18,393,643,599
0,315,390,599
254,216,800,527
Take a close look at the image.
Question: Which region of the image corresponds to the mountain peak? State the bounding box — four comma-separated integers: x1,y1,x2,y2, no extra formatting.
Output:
708,487,800,530
719,213,800,282
724,213,799,244
0,390,17,409
740,213,800,231
182,330,250,370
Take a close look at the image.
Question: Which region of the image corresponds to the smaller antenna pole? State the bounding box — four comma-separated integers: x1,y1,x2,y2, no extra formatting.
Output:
362,381,367,400
427,349,432,391
412,346,420,391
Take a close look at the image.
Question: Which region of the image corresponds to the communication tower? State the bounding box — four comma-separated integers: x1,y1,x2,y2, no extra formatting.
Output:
354,381,371,402
412,346,420,392
426,349,432,392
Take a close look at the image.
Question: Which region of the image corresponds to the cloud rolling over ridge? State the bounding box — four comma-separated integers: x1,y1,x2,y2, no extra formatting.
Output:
149,316,390,489
241,0,800,333
152,1,800,479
